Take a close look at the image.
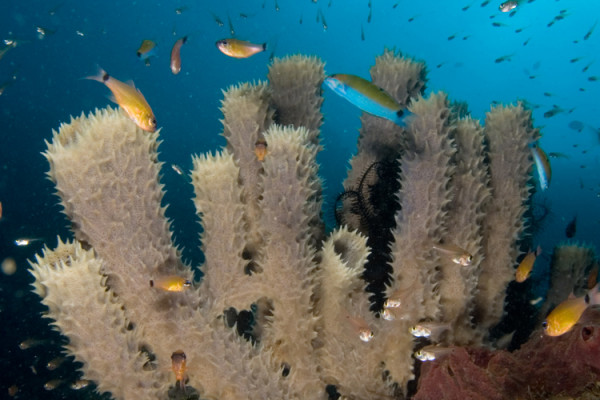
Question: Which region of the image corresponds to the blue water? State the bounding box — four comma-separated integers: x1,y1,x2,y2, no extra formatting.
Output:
0,0,598,398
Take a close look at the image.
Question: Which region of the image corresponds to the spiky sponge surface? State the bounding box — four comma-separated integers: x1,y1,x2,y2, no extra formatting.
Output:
475,103,538,329
268,55,324,138
29,239,166,400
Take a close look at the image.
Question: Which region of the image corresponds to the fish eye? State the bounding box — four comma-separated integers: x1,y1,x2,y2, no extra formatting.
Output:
151,118,157,126
183,280,192,287
542,321,548,329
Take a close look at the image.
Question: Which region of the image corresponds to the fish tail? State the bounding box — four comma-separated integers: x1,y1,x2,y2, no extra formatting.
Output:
182,36,188,44
84,65,109,83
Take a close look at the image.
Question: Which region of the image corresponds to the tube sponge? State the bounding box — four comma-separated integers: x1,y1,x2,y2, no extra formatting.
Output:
343,49,426,232
541,242,597,319
474,103,538,330
316,227,393,399
268,54,325,141
438,117,491,344
29,239,166,400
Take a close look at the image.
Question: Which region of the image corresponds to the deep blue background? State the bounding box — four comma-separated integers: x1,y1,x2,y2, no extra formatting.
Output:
0,0,598,398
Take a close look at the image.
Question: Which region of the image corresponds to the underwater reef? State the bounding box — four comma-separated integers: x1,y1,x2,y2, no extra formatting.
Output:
28,50,600,400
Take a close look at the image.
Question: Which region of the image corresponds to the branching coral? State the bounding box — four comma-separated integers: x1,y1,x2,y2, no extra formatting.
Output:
30,51,551,400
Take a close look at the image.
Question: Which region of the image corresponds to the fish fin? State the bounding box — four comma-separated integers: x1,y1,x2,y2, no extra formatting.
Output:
83,65,109,83
106,93,117,104
262,43,267,51
125,79,136,88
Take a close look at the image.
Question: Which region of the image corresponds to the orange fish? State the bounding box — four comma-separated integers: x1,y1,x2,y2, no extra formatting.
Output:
86,67,157,132
254,138,267,161
171,350,187,391
515,245,541,283
149,275,191,292
544,284,600,336
170,36,187,75
216,38,266,58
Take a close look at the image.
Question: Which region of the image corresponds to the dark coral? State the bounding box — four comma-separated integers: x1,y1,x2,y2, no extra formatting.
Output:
415,308,600,400
334,160,401,312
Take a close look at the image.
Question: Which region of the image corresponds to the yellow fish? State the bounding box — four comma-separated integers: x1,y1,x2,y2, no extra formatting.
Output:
171,350,188,391
149,275,192,292
215,38,266,58
86,67,157,132
543,285,600,336
515,245,541,283
254,138,268,161
136,39,157,66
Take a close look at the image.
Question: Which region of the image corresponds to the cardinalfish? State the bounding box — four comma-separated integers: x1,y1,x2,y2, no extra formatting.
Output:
171,350,188,391
44,379,64,391
515,245,541,283
530,141,551,190
344,313,374,342
46,356,66,370
432,243,472,266
86,67,157,132
15,238,42,246
19,338,48,350
323,74,408,126
149,275,192,292
410,322,450,341
136,39,157,66
254,138,268,161
216,38,266,58
382,281,418,320
171,164,184,175
543,284,600,336
414,345,454,362
170,36,187,75
70,379,90,390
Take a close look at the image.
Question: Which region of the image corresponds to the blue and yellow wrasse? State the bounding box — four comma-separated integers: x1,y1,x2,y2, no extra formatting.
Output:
149,275,192,292
323,74,408,126
215,38,266,58
530,141,551,190
515,245,541,283
543,284,600,336
86,67,157,132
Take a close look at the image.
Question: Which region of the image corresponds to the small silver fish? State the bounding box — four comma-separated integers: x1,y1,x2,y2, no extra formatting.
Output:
171,164,184,175
499,1,518,12
432,243,472,266
414,345,454,362
44,379,64,391
70,379,90,390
